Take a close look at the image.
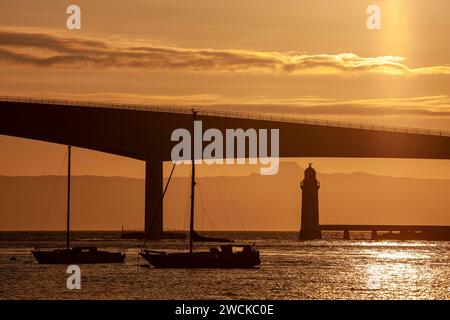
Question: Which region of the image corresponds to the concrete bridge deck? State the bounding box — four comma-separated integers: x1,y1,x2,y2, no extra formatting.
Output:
2,96,450,138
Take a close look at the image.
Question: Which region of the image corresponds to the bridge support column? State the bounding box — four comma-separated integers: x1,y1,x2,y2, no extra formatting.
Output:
371,230,378,240
343,230,350,240
145,160,163,239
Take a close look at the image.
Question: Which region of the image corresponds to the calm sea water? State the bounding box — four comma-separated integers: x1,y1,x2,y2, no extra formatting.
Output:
0,231,449,300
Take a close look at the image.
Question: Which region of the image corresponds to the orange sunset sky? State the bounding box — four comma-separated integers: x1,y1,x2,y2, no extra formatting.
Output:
0,0,450,230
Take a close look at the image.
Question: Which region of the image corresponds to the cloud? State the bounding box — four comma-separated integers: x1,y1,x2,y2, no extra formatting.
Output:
1,30,449,76
201,95,450,119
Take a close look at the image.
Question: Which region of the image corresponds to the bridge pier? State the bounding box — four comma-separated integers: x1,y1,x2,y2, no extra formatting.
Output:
371,230,378,240
343,230,350,240
145,160,163,239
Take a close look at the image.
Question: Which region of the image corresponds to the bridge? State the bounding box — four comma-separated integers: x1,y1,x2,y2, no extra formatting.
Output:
1,96,450,239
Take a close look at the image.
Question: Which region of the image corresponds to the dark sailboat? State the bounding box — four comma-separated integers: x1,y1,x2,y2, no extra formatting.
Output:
139,110,260,269
32,146,126,264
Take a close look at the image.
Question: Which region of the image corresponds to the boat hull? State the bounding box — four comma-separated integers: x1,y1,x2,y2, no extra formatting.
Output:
32,249,125,264
139,251,260,269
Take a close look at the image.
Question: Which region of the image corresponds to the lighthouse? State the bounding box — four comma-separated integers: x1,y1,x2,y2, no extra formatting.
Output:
299,163,322,240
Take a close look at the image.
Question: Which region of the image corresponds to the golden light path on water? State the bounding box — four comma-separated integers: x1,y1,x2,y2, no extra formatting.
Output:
358,241,443,299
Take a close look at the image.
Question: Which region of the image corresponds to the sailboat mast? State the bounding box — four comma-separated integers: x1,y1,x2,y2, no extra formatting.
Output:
189,110,197,253
67,145,71,250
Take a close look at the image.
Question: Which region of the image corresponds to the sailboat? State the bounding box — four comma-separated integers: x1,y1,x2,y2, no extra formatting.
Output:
139,111,260,268
32,145,126,264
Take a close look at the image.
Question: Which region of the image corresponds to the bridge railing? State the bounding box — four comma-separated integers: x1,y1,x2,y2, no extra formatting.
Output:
1,96,450,138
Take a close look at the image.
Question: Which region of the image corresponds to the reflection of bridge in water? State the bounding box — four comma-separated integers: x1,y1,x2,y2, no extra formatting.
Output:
2,96,450,240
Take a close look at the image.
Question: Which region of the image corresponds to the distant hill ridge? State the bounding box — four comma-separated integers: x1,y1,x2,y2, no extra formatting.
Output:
1,162,450,231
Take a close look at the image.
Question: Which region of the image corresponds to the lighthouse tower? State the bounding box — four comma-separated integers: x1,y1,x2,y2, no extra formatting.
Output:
299,163,322,240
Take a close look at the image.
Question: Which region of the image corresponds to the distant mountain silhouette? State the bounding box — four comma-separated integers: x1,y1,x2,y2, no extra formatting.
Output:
1,162,450,231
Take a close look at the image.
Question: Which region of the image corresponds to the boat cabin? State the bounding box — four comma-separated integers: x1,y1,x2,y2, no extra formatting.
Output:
71,246,99,253
210,245,254,255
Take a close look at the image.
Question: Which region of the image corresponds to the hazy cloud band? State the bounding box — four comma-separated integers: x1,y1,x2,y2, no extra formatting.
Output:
1,30,449,76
